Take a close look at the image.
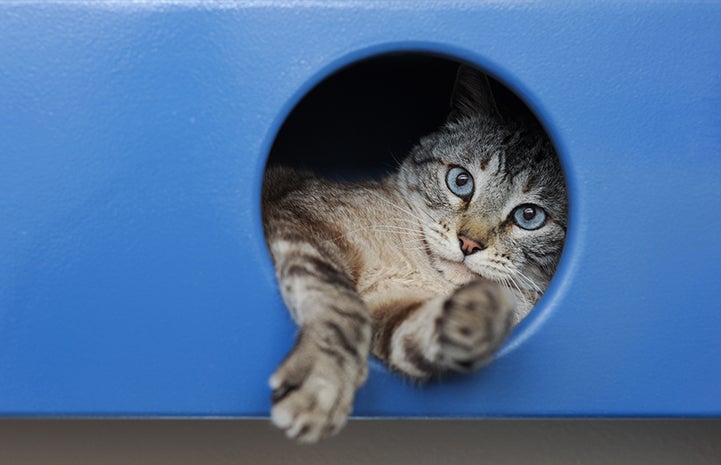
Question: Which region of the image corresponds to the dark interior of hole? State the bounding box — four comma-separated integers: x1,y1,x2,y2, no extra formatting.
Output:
268,55,537,179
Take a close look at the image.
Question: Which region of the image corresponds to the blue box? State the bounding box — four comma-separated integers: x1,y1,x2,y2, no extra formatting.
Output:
2,1,720,417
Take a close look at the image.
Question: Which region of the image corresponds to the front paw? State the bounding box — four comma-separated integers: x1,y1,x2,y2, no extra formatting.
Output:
436,280,515,372
269,333,367,443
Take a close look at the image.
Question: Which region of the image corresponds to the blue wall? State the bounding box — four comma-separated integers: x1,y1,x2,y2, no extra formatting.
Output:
1,1,720,417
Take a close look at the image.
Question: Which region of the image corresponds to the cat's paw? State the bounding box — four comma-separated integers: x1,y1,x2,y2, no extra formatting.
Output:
435,280,515,372
269,334,367,443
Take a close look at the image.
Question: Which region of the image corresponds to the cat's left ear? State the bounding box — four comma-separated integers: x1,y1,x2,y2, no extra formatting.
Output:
448,65,501,122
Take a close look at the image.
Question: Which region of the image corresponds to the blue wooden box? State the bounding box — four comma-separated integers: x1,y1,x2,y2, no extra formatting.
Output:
2,1,720,417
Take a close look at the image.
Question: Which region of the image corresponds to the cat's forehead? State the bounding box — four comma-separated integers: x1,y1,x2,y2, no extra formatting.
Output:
465,160,528,214
437,119,561,205
434,117,503,168
445,117,558,179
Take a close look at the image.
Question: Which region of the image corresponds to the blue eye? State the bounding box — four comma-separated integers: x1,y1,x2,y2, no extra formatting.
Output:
445,166,474,200
512,204,547,230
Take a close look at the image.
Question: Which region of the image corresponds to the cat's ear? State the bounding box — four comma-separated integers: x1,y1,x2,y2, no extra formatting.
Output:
448,65,501,122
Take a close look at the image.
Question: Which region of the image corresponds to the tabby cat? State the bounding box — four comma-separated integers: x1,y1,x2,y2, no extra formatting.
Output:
262,65,567,442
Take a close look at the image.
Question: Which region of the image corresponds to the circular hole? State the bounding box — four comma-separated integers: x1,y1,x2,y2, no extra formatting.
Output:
263,53,568,370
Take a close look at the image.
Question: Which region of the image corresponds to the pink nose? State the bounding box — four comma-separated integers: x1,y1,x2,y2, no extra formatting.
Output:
458,234,484,256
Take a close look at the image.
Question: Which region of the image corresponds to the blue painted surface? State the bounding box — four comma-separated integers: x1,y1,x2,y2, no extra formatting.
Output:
1,1,720,417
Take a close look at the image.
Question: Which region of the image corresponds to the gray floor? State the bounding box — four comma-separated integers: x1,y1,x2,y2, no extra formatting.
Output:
1,419,720,465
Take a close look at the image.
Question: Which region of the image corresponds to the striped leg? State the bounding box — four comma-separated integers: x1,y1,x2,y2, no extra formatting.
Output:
372,280,515,379
268,240,371,443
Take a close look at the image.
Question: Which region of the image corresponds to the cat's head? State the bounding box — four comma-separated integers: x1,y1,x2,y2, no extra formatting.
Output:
399,65,567,316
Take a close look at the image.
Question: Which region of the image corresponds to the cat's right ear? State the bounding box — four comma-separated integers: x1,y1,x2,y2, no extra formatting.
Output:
448,65,501,122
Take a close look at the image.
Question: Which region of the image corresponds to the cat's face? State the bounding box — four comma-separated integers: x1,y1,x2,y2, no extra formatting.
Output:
399,70,567,312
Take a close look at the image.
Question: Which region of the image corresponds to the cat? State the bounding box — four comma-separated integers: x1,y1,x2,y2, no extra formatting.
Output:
261,65,568,442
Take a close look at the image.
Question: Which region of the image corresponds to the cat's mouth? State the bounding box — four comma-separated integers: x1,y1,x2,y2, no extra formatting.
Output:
436,257,478,285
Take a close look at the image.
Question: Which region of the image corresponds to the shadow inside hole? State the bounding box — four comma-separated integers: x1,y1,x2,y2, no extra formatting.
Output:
268,55,454,178
268,55,544,180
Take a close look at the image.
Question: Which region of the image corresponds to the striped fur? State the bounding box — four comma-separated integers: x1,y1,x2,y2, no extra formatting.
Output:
262,66,567,442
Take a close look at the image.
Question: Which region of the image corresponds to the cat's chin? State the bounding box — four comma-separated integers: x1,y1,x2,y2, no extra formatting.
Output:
436,257,479,286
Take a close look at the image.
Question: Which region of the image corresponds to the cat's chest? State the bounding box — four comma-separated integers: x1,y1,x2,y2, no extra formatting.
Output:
336,186,458,309
353,229,456,311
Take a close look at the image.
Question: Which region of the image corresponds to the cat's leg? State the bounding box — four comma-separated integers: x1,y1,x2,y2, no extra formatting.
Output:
268,239,371,443
372,280,514,379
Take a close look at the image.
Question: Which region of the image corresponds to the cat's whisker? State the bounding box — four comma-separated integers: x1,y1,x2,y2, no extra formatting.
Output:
366,189,439,225
426,226,455,245
505,274,524,301
388,151,404,169
504,266,539,303
393,218,431,229
365,226,424,238
325,225,424,246
376,225,422,234
495,273,511,290
365,190,419,218
482,263,529,307
500,277,513,294
496,272,528,309
492,258,543,295
513,268,544,294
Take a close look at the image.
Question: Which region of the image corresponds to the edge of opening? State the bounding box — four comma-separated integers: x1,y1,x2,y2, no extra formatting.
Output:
254,40,579,363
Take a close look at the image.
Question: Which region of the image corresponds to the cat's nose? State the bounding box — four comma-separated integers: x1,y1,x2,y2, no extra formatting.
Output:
458,234,485,256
